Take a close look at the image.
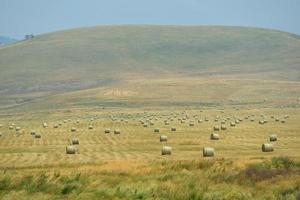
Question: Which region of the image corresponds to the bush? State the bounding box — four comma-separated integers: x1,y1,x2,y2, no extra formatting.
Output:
59,173,86,195
0,176,11,190
271,157,299,169
249,157,300,170
19,176,35,193
278,183,300,200
61,182,80,195
239,157,300,183
35,173,48,192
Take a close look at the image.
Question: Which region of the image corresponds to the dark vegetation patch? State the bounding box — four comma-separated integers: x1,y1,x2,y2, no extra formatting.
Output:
0,158,299,199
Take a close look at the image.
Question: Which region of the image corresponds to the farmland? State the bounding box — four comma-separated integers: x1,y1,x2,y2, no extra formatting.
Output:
0,106,300,199
0,25,300,199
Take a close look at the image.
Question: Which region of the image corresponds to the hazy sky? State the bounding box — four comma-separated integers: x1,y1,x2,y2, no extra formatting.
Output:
1,0,299,39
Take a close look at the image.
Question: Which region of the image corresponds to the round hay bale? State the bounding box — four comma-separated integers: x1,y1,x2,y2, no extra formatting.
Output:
43,123,48,128
88,125,93,130
198,119,203,123
213,126,220,131
165,122,170,125
143,123,148,127
275,118,280,122
262,143,274,152
9,126,13,130
71,127,77,132
71,138,79,145
161,146,172,155
104,129,110,133
189,122,194,127
259,120,265,124
284,115,289,119
160,135,168,142
221,125,227,130
171,127,176,132
269,134,277,142
53,124,59,128
230,122,236,127
281,119,286,123
210,133,219,140
15,127,21,131
66,145,76,154
114,129,121,134
150,121,154,126
30,130,36,135
0,124,2,128
203,147,214,157
154,128,160,133
35,134,41,138
235,119,240,124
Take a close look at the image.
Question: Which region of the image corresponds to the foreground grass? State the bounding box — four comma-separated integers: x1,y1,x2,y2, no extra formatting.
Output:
0,157,299,200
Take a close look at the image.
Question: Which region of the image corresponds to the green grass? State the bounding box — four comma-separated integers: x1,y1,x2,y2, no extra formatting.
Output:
0,158,299,200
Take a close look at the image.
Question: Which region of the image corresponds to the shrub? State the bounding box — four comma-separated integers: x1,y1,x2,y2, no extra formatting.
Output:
59,173,86,195
35,173,48,192
19,176,35,193
271,157,299,169
61,182,80,195
0,176,11,190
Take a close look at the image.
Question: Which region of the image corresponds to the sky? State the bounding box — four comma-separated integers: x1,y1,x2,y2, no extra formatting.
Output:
0,0,300,39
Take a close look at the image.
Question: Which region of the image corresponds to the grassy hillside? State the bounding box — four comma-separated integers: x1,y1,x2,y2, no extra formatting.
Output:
0,25,299,94
0,25,299,111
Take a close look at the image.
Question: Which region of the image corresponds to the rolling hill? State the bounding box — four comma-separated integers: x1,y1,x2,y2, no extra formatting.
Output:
0,25,299,111
1,26,300,200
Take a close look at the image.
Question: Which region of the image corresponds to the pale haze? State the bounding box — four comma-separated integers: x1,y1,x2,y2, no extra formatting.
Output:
0,0,299,39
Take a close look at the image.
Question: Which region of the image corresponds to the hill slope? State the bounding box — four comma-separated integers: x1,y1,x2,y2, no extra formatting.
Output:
0,25,299,111
0,25,299,93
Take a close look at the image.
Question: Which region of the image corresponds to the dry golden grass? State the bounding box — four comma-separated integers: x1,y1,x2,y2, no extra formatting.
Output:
0,107,299,168
0,107,299,199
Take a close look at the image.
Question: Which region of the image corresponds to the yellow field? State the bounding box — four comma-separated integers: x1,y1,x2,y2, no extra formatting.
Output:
1,25,300,200
0,107,299,199
0,107,298,169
